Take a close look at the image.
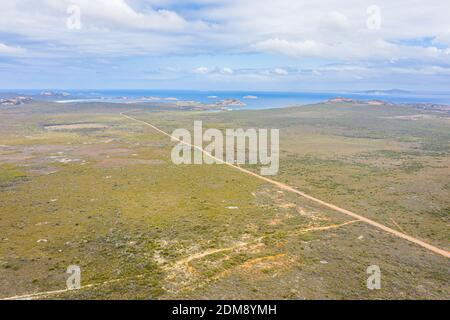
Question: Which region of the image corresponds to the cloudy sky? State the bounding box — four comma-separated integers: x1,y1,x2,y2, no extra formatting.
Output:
0,0,449,91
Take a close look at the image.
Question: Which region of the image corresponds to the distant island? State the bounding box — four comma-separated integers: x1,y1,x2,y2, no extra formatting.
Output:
0,96,33,106
174,98,246,110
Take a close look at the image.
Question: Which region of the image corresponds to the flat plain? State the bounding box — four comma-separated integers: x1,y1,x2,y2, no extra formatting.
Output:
0,101,448,299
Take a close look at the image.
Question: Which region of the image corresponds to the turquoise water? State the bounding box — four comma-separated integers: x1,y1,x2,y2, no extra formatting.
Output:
4,89,450,110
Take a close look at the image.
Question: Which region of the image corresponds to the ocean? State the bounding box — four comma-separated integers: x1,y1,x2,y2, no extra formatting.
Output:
4,89,450,110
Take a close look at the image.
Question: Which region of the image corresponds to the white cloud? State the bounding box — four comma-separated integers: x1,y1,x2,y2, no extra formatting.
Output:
1,0,450,89
273,68,288,75
0,0,449,61
254,39,327,58
0,43,25,55
46,0,196,31
0,0,208,57
220,67,233,74
193,66,209,74
253,36,450,63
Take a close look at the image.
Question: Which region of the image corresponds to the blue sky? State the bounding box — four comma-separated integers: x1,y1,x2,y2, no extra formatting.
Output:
0,0,449,91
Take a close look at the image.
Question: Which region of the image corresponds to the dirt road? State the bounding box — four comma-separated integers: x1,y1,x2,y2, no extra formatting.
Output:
120,112,450,259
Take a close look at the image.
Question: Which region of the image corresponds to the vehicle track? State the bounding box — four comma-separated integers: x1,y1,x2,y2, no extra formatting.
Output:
120,112,450,259
2,221,357,300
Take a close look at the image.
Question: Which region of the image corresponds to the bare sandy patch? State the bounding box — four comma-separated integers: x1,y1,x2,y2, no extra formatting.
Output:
97,158,165,167
0,145,71,164
388,114,436,121
240,253,288,271
268,218,283,226
26,166,59,176
71,145,131,158
44,123,109,131
0,152,33,163
279,202,296,209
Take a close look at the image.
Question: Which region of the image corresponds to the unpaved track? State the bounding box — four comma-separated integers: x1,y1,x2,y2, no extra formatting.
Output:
1,276,144,300
2,221,357,300
120,112,450,259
